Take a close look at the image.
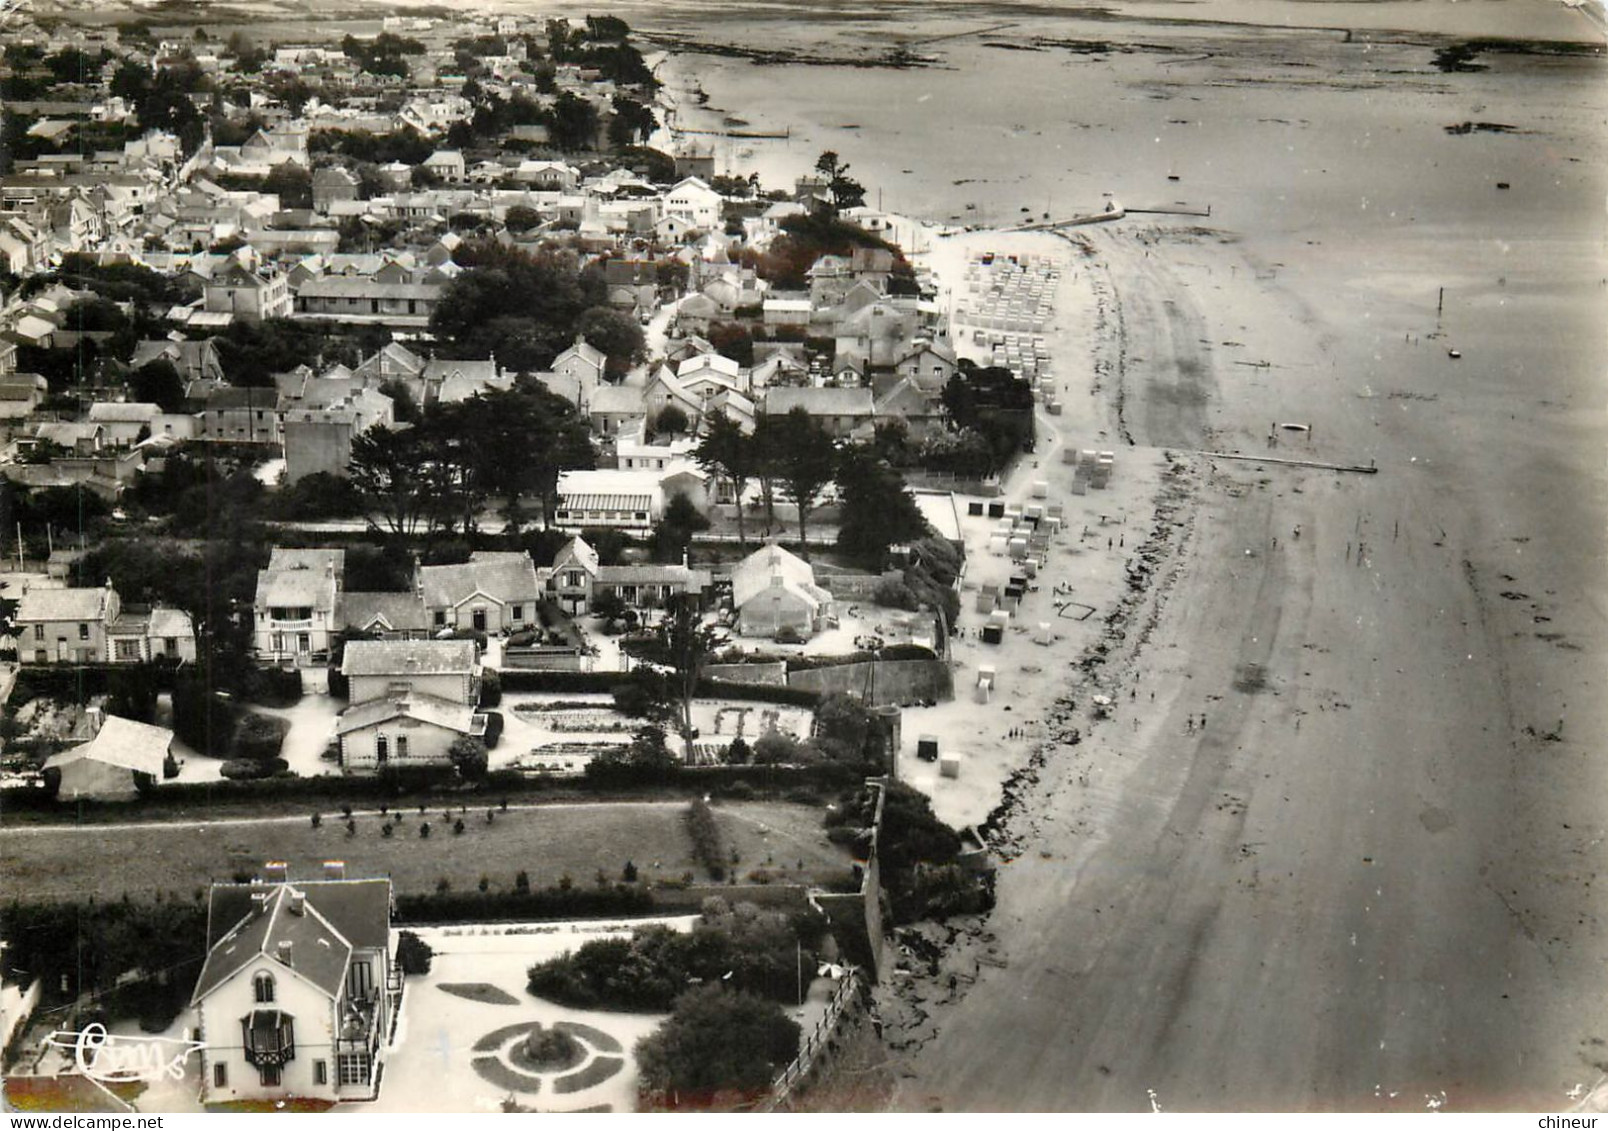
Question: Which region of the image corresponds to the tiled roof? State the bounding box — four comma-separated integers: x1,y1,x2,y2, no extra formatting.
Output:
338,591,429,634
336,691,478,737
206,878,390,951
17,585,111,623
43,715,171,776
765,386,874,417
192,885,356,1004
340,638,476,677
255,567,336,609
417,551,538,610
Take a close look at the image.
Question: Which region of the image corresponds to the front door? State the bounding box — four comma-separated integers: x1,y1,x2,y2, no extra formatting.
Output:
472,608,487,633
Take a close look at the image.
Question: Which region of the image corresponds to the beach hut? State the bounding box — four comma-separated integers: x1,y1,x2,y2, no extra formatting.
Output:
975,664,996,702
917,734,940,762
982,610,1010,645
1031,480,1049,500
939,754,962,779
1009,536,1029,560
975,588,998,614
1035,621,1054,645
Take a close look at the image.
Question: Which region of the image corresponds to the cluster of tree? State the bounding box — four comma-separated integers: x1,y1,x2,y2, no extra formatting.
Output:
810,151,867,216
2,898,207,1032
347,383,594,540
609,94,659,148
211,164,314,211
546,90,602,151
582,721,680,785
456,90,548,149
109,57,209,156
545,15,658,90
825,780,992,922
694,409,932,565
869,535,963,629
428,240,618,371
308,127,435,167
635,985,802,1109
208,317,379,387
224,30,270,74
527,897,821,1011
940,361,1038,472
749,210,902,292
1,44,111,99
342,32,425,78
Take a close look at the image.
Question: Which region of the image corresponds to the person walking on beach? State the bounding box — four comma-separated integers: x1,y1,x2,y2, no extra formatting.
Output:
1186,716,1195,735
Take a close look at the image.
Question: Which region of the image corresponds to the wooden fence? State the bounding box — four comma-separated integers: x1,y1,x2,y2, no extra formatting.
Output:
757,969,866,1112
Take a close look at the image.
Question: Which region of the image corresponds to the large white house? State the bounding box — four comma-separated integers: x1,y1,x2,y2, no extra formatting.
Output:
192,872,396,1105
254,549,343,666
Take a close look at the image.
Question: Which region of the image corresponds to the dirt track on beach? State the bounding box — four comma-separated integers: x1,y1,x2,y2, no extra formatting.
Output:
882,218,1608,1112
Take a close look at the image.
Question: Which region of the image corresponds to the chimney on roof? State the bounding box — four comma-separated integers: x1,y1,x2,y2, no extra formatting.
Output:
323,860,346,880
275,940,294,966
288,890,306,916
263,861,289,884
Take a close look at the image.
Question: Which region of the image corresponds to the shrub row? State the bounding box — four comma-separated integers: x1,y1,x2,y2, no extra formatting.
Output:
395,883,655,924
11,663,178,707
0,760,871,820
498,668,821,707
684,798,726,882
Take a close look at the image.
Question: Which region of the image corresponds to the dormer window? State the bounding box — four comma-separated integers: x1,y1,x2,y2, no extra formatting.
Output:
254,972,275,1003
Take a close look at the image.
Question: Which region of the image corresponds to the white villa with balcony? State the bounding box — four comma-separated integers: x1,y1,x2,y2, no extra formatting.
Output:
192,870,396,1105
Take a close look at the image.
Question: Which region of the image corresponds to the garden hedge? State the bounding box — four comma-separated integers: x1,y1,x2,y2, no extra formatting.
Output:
395,883,655,924
498,669,821,706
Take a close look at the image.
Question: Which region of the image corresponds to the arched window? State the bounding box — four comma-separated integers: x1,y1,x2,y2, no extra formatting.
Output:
253,972,275,1004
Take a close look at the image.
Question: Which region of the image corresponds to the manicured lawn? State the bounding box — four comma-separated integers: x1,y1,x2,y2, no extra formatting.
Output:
0,801,849,902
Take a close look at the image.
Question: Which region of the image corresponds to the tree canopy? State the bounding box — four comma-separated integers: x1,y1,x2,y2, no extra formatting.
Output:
835,446,932,566
770,408,838,559
429,241,608,372
636,985,801,1107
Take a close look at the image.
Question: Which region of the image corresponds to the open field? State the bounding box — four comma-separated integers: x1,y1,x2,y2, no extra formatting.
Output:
0,800,847,902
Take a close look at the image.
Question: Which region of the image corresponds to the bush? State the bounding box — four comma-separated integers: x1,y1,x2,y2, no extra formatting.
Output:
220,758,287,780
449,736,489,782
726,736,751,764
685,798,725,881
751,732,816,765
482,711,505,749
635,985,802,1105
170,674,242,757
243,666,303,707
871,577,919,610
397,930,433,975
233,712,291,762
479,669,502,708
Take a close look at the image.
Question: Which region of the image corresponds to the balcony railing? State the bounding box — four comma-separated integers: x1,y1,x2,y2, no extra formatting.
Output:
334,995,381,1058
242,1010,295,1068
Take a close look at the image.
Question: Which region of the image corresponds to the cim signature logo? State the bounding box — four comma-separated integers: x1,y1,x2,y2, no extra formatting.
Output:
43,1024,207,1083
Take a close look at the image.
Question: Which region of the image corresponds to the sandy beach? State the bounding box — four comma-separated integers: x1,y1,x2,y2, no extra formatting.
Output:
862,202,1608,1111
